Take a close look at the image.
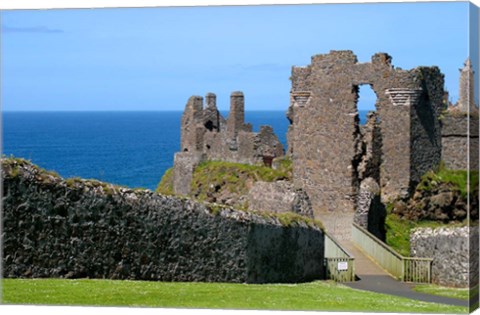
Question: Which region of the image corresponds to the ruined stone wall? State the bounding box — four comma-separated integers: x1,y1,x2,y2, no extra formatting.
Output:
226,92,247,138
354,177,385,241
2,158,324,283
411,226,478,287
441,114,479,170
180,96,205,153
442,58,479,171
247,181,313,218
358,112,382,183
457,58,476,112
288,51,444,240
180,92,283,166
409,67,445,188
173,152,205,195
175,92,284,195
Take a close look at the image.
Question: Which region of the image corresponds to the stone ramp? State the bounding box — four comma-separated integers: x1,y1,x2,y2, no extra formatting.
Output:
340,241,468,307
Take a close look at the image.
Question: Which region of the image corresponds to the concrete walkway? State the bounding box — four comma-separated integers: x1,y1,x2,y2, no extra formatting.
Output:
340,241,469,307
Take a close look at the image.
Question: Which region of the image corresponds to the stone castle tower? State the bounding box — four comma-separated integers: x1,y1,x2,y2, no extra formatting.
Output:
287,50,445,240
170,51,476,242
457,58,476,112
442,58,479,171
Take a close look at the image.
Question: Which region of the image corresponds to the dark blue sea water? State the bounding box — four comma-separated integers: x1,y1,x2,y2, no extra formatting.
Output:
3,111,369,190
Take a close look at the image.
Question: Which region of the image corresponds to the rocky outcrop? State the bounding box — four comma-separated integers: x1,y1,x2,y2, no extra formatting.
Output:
391,181,478,222
188,160,291,209
2,158,325,283
247,181,313,218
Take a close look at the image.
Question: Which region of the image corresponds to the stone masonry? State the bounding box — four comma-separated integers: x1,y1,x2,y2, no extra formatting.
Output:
171,52,474,244
174,92,284,195
247,181,314,218
456,58,476,113
442,58,479,170
411,226,478,287
441,114,479,170
354,177,386,241
2,158,324,283
287,51,445,240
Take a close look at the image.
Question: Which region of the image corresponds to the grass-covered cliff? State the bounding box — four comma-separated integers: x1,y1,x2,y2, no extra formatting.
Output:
385,164,478,256
157,158,292,209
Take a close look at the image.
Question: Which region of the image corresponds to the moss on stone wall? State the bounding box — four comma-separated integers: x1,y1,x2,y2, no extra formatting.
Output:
189,160,291,208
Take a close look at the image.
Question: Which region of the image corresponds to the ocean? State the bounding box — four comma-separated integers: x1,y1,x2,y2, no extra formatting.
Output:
3,110,369,190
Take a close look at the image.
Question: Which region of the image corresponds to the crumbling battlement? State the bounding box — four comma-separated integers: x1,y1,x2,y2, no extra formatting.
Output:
287,50,445,240
174,91,284,195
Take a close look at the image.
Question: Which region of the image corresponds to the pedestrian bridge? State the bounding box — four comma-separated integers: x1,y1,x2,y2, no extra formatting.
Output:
324,225,468,307
324,223,432,283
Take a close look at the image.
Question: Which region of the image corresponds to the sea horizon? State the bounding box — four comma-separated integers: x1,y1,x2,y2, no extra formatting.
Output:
2,110,371,190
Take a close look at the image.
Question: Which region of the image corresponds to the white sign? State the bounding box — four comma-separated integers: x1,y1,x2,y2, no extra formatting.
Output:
337,261,349,271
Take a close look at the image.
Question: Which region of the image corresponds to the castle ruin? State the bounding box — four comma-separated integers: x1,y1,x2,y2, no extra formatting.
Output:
441,59,479,171
171,50,478,242
287,50,445,240
173,91,284,195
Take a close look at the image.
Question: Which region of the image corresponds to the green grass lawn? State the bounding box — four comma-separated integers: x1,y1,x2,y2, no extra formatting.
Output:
413,284,470,300
1,279,468,313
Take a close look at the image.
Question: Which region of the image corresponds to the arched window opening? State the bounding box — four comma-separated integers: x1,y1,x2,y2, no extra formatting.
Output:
357,85,377,125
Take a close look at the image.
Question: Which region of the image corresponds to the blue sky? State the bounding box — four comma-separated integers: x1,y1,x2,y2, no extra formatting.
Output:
0,2,476,111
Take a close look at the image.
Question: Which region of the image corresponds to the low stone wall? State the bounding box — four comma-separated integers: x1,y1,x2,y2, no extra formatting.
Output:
2,158,325,283
410,226,477,287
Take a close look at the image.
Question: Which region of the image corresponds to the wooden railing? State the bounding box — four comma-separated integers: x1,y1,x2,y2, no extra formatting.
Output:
403,257,432,283
352,223,432,283
324,232,355,282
